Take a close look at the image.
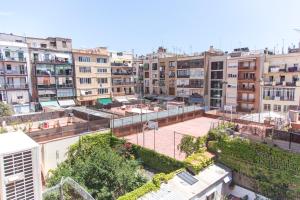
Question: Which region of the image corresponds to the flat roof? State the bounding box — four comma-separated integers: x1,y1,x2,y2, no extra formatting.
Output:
73,107,116,119
0,131,39,155
140,164,231,200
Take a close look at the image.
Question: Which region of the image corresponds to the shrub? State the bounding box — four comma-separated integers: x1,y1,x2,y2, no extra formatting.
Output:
0,102,14,117
131,144,185,173
184,152,213,174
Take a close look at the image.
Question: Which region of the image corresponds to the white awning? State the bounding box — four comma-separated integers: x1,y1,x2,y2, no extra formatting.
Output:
55,53,70,59
38,90,56,95
58,99,76,107
116,98,129,103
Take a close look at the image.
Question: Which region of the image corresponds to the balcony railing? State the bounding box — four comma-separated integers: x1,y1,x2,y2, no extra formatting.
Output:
238,66,256,70
269,66,300,73
237,98,255,103
111,63,130,67
263,81,299,87
238,87,255,92
57,84,74,88
238,77,256,81
6,84,28,89
177,84,203,88
5,70,27,75
112,72,132,75
37,84,56,89
112,82,135,86
0,57,26,62
263,96,294,101
177,74,190,78
33,58,71,64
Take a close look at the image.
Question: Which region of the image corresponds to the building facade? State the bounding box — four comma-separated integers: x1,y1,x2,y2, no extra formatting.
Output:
73,48,111,106
26,37,75,108
208,56,227,110
110,51,135,97
0,34,32,114
225,49,263,113
262,52,300,113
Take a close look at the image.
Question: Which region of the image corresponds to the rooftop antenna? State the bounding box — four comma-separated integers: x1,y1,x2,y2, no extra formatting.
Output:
293,28,300,48
282,39,285,54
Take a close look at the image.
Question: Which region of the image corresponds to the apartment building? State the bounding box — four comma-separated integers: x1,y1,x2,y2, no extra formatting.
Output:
176,55,206,104
110,51,135,98
225,48,263,113
208,55,227,110
158,56,177,96
143,47,174,95
0,34,32,113
133,56,144,96
73,48,111,106
262,51,300,113
26,37,75,108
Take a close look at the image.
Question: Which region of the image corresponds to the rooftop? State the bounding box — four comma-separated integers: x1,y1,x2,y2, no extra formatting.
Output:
140,164,231,200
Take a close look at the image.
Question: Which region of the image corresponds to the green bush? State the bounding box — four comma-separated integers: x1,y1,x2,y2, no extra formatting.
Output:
131,144,185,173
117,169,183,200
184,152,213,174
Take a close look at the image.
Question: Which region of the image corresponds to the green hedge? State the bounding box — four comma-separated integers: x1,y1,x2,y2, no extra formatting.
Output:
117,169,183,200
131,144,185,173
209,136,300,199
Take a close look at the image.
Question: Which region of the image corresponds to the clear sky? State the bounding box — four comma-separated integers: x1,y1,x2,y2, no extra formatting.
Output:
1,0,300,55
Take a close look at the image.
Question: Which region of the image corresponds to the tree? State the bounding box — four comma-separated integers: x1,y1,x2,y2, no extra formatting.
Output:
47,138,147,200
0,102,14,117
177,135,206,156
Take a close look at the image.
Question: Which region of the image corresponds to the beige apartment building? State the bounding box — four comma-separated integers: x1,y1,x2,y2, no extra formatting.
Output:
73,48,111,106
262,51,300,113
225,48,263,113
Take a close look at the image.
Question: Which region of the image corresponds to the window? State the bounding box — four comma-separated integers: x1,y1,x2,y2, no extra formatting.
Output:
50,41,56,47
17,96,23,99
228,74,237,78
206,192,215,200
169,61,176,67
79,56,91,62
117,52,123,56
97,78,108,84
284,105,290,112
85,90,92,95
274,104,281,112
152,63,158,70
97,58,107,63
79,78,91,84
264,104,271,111
62,41,67,48
41,43,47,48
5,51,10,58
79,67,91,73
98,88,108,94
97,68,108,73
6,64,12,70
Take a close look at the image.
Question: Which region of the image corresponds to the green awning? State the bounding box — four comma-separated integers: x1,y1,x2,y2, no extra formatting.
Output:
97,98,112,105
40,101,60,108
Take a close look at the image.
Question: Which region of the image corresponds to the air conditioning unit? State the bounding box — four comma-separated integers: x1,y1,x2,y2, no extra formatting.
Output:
0,131,42,200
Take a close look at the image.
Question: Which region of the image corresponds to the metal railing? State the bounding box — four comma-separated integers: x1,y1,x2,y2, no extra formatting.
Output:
111,105,203,128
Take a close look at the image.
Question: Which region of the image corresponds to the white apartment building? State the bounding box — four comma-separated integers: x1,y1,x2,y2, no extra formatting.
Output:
0,38,32,114
262,52,300,113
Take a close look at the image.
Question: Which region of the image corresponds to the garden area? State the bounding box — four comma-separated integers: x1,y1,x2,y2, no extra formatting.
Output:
207,122,300,200
43,131,213,200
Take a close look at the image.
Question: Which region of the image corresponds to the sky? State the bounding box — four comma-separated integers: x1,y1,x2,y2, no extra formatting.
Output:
1,0,300,55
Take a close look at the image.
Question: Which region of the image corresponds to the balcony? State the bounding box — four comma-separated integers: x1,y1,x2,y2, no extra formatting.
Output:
263,96,294,101
33,58,71,64
238,66,256,71
112,71,132,75
177,74,190,78
263,81,300,87
6,83,28,89
112,82,135,86
177,84,203,88
111,62,130,67
238,77,256,82
238,86,255,92
269,66,300,73
237,98,255,103
37,84,56,89
0,57,26,62
0,70,27,76
57,84,73,88
236,107,254,113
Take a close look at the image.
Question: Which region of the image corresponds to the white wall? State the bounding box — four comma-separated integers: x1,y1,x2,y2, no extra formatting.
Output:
230,185,269,200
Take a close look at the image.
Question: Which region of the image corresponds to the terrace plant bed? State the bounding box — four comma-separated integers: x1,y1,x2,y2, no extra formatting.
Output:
207,123,300,200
